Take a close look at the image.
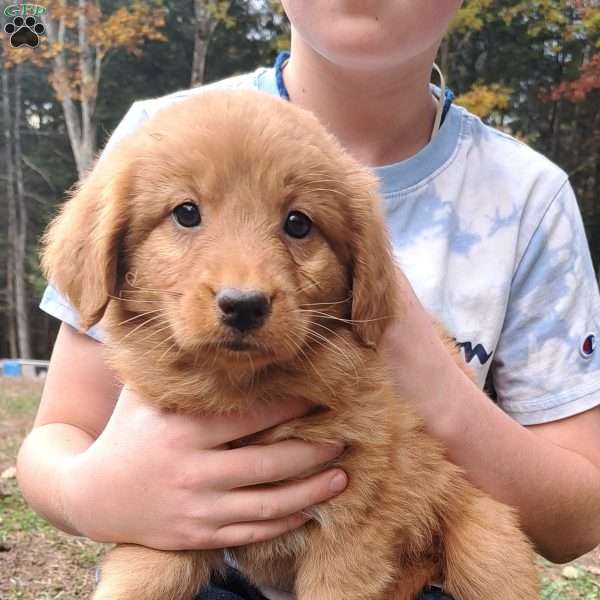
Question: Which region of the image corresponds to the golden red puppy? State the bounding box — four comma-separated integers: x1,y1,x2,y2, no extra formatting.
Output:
42,90,538,600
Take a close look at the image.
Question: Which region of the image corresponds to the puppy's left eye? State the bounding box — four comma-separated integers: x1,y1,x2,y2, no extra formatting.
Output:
172,202,201,228
284,211,312,239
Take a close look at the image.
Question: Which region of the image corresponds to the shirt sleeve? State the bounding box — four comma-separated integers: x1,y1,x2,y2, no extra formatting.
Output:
39,100,152,340
493,180,600,425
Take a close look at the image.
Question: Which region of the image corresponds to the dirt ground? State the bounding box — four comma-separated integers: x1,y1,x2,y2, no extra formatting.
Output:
0,376,599,599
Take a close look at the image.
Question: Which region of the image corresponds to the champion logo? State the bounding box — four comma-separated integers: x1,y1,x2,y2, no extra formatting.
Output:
580,333,596,359
455,341,493,365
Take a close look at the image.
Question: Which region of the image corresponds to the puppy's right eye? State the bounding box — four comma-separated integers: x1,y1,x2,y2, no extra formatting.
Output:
284,211,312,239
172,202,201,228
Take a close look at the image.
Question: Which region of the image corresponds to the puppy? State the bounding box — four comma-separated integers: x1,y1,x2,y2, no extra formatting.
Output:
42,89,538,600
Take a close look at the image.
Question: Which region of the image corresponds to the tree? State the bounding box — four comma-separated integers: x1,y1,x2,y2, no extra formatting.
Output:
190,0,232,87
43,0,166,175
1,44,32,358
0,1,165,357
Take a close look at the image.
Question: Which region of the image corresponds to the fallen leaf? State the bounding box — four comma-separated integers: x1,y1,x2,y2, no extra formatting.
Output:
561,566,579,580
0,466,16,479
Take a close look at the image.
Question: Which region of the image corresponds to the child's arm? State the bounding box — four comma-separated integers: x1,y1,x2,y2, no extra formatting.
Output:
17,323,347,549
381,269,600,564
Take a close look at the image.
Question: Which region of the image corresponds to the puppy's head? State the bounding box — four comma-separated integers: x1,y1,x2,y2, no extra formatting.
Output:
42,90,398,370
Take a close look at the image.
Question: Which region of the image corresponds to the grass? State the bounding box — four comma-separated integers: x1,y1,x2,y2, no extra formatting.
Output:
0,480,52,538
0,376,598,598
0,377,103,599
541,571,600,600
1,392,40,417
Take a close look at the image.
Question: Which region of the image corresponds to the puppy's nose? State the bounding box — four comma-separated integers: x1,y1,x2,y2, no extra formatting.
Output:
216,288,271,332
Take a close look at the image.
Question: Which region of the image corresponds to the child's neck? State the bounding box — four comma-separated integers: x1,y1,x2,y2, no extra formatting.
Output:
283,36,440,167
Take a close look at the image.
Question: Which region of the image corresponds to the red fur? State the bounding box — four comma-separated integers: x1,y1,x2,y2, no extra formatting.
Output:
42,90,538,600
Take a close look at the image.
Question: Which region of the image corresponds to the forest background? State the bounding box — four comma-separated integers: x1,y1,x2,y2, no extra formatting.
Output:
1,0,600,360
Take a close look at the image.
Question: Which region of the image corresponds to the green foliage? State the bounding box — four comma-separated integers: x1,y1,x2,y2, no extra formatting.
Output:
455,82,512,119
540,571,600,599
0,481,51,538
450,0,494,32
0,390,39,417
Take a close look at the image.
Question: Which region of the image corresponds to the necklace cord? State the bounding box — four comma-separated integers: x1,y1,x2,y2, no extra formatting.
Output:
274,51,454,142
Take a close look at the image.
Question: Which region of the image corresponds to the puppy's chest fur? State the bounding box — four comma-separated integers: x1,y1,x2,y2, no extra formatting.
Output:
104,316,458,592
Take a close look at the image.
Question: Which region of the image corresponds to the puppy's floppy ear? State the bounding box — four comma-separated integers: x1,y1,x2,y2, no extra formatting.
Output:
41,151,131,331
348,172,399,348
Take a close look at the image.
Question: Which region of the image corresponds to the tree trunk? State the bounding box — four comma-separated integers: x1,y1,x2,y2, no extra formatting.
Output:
549,53,566,163
13,64,32,358
45,0,96,177
1,61,18,358
190,0,220,87
78,0,97,171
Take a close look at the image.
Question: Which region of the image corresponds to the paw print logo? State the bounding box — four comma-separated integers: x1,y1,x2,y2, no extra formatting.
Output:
4,15,45,48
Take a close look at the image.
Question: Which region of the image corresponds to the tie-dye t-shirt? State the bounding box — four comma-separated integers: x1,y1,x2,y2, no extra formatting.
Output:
41,67,600,428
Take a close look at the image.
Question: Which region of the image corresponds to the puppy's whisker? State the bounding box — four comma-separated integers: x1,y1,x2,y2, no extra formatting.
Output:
144,334,174,361
308,322,361,381
117,309,166,327
296,322,349,360
296,282,318,295
148,329,178,353
122,284,183,297
298,319,361,363
118,312,168,344
109,294,177,306
302,327,359,377
281,332,306,360
120,290,183,303
299,296,352,308
156,336,180,363
110,294,156,303
297,309,392,325
282,333,336,397
135,322,174,347
298,269,322,292
115,298,175,305
298,333,352,390
310,320,360,353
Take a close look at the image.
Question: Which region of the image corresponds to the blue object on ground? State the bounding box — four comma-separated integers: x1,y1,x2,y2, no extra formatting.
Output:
2,361,22,377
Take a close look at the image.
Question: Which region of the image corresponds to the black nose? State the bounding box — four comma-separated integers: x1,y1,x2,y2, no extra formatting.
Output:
216,288,271,332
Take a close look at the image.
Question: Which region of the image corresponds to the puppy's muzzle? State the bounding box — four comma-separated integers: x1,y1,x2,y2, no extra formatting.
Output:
217,288,271,332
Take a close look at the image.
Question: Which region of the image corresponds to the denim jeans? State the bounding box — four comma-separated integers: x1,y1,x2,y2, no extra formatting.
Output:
195,568,453,599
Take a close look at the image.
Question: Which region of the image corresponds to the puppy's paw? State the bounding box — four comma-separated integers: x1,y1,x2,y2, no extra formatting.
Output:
93,544,218,600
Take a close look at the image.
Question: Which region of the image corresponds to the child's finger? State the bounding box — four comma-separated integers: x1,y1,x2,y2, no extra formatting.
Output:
208,512,310,549
213,440,344,489
214,468,348,524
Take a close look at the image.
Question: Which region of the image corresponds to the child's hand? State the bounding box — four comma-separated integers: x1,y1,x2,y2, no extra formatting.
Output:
60,387,347,550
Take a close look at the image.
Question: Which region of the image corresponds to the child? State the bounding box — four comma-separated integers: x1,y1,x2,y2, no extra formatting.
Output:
18,2,600,599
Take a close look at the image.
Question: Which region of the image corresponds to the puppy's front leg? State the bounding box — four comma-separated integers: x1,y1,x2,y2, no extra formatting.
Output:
295,524,425,600
92,545,222,600
441,492,538,599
